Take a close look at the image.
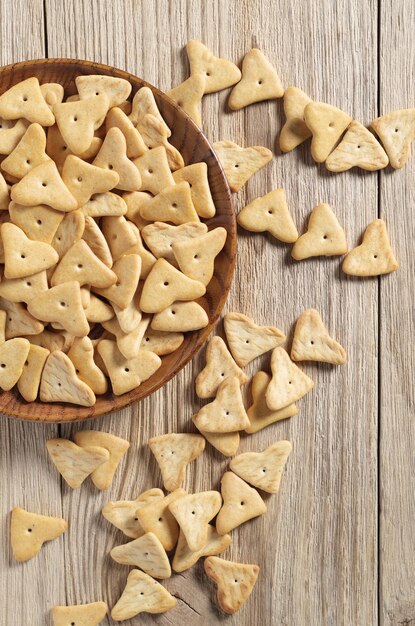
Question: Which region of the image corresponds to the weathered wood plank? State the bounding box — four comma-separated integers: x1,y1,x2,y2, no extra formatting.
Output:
0,2,65,625
379,2,415,625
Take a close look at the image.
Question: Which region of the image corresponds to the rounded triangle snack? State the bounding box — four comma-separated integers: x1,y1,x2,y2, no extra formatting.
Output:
265,347,314,411
149,433,205,491
193,376,250,433
213,140,272,192
371,108,415,168
325,120,389,172
291,203,348,260
342,218,398,276
167,73,206,127
291,308,347,364
40,351,96,406
74,430,130,490
186,39,241,94
224,311,286,366
230,440,292,494
172,226,227,285
228,48,284,110
304,101,352,162
102,488,164,539
279,86,313,152
10,506,67,562
111,569,176,621
195,336,248,399
168,490,222,552
51,602,108,626
0,78,55,126
1,122,50,179
46,438,109,488
246,371,298,434
110,532,171,579
204,556,260,614
216,471,267,535
172,525,232,573
172,162,216,218
237,188,298,243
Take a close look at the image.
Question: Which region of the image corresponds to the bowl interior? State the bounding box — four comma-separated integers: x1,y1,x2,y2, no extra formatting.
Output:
0,59,236,422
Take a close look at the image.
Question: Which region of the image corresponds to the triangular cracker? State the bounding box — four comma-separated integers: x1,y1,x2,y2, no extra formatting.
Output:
230,440,292,494
304,101,352,162
173,162,216,218
0,78,54,126
100,215,137,261
96,339,141,395
141,327,184,355
82,190,127,217
2,222,58,278
46,438,108,488
173,525,231,573
279,86,313,152
76,74,132,108
111,532,171,579
172,226,227,285
11,507,67,562
135,488,186,551
82,215,113,267
67,336,108,394
151,301,209,332
325,120,388,171
196,429,240,457
128,86,170,134
51,210,85,258
85,294,114,324
229,48,284,110
0,338,30,390
266,347,314,411
93,127,142,191
193,376,250,433
123,190,152,226
0,297,44,338
1,123,50,179
11,160,78,211
0,270,48,304
28,281,89,337
123,222,156,278
51,602,107,626
371,108,415,168
149,433,205,491
94,254,141,309
246,371,298,434
204,556,259,614
51,239,116,288
46,124,103,171
137,113,184,170
102,488,164,539
74,430,129,490
9,201,64,243
291,203,347,260
342,218,398,276
17,343,49,402
0,119,29,155
106,106,147,158
169,491,222,552
291,309,347,364
212,140,272,192
112,291,142,333
224,312,286,367
53,94,109,154
237,188,298,242
195,336,248,398
103,314,150,360
140,258,205,313
142,221,208,263
216,471,266,535
167,73,205,127
186,40,241,94
111,569,176,621
133,145,175,195
140,181,199,225
40,351,96,406
61,154,119,206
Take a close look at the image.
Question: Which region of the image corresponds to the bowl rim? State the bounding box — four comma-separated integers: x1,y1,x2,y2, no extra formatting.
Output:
0,57,236,422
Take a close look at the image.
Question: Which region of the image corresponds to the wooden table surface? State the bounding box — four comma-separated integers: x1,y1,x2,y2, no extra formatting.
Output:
0,1,414,624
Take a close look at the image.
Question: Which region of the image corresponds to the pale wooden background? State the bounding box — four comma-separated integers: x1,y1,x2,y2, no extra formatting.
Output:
0,1,414,624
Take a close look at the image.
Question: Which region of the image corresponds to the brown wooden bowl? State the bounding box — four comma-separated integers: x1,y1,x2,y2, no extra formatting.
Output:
0,59,236,422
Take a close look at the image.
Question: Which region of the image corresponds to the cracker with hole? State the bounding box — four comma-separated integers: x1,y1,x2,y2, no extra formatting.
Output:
10,506,67,562
195,429,240,457
266,347,314,411
46,438,108,488
141,327,184,355
67,337,108,394
140,258,205,313
28,281,89,336
216,471,266,535
371,108,415,168
76,74,132,109
52,209,85,258
128,86,170,133
123,190,152,226
140,181,199,225
229,48,284,110
195,336,248,399
193,376,250,433
17,343,49,402
135,488,186,552
2,222,58,278
291,308,347,364
151,301,208,332
325,120,389,171
304,101,352,162
1,123,50,179
8,201,64,244
167,73,205,127
103,315,150,360
0,338,30,390
246,371,298,434
74,430,129,490
102,488,164,539
291,203,347,260
0,270,48,304
172,226,227,285
279,86,313,152
224,312,286,366
204,556,260,615
96,339,142,395
61,154,119,206
111,569,176,621
0,297,44,338
82,190,127,217
94,254,141,309
173,161,216,218
342,218,398,276
0,77,55,126
93,126,142,191
142,221,208,263
169,490,222,552
111,532,171,579
0,119,29,155
213,140,272,192
186,40,241,94
230,440,292,494
53,94,109,154
173,525,231,573
133,145,175,194
237,188,298,243
51,239,116,288
106,106,147,158
149,433,205,491
11,159,78,211
137,113,184,170
51,602,108,626
40,350,96,406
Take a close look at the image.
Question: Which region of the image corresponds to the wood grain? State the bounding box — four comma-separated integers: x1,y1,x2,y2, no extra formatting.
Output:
0,0,413,625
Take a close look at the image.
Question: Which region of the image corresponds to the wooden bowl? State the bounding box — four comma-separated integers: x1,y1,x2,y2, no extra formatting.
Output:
0,59,236,422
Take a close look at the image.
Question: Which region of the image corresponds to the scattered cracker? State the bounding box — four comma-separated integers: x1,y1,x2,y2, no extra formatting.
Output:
246,371,298,434
186,40,241,94
169,490,222,552
111,532,171,579
325,120,389,171
195,429,240,457
279,86,313,152
46,438,109,489
51,602,108,626
224,312,286,367
173,525,231,573
342,218,398,276
74,430,129,490
102,488,164,539
149,433,205,491
111,569,176,621
167,73,205,127
230,440,292,494
195,336,248,399
237,188,298,243
229,48,284,110
304,101,352,163
135,488,187,552
204,556,259,614
213,140,272,192
371,108,415,168
291,308,347,364
265,347,314,411
216,471,266,535
291,203,348,260
10,506,67,562
193,376,250,433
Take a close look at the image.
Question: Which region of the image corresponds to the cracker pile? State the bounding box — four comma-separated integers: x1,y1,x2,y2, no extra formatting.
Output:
0,74,227,405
